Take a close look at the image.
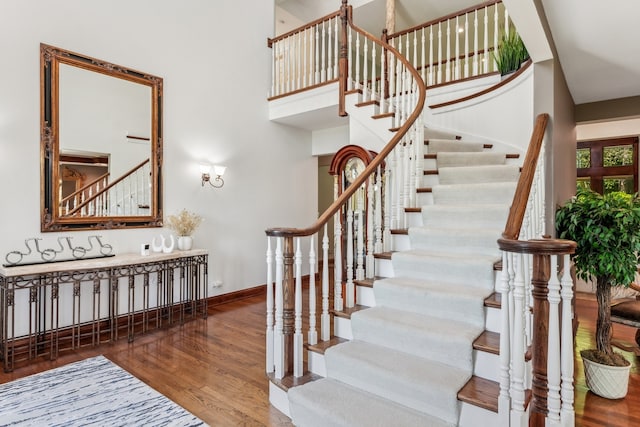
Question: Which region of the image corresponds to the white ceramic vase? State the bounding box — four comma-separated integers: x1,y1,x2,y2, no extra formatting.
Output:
177,236,193,251
582,356,631,399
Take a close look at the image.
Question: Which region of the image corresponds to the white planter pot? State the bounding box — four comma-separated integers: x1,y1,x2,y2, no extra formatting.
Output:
582,356,630,399
177,236,193,251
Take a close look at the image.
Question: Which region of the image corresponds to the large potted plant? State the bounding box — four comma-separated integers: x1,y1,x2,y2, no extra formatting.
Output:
493,25,529,76
556,188,640,398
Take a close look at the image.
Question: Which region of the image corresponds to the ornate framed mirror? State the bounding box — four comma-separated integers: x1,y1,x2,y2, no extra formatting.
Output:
40,43,163,231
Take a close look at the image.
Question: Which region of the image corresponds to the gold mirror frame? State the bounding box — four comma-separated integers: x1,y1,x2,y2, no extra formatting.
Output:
40,43,163,231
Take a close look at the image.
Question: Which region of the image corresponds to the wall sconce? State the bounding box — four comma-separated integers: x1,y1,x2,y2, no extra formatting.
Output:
200,164,226,188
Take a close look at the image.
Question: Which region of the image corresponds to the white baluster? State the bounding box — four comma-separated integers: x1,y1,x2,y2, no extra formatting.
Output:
347,26,353,91
494,3,499,73
371,42,377,104
303,30,308,88
308,235,317,346
356,188,365,281
314,25,320,84
355,32,361,93
510,253,527,426
421,27,426,83
327,18,333,80
363,38,369,102
265,237,274,373
455,16,460,80
366,175,375,278
270,40,276,96
321,225,330,341
333,17,339,79
445,19,451,82
547,255,562,425
473,10,479,76
375,166,384,256
383,162,392,252
464,13,469,78
294,238,303,377
274,237,284,379
379,48,386,113
321,21,326,82
437,22,442,84
333,177,343,312
428,25,434,86
483,6,489,74
498,250,512,426
560,254,575,427
296,32,301,90
346,200,355,308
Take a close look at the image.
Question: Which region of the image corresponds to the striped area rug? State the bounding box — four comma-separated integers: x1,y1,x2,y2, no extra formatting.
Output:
0,355,206,426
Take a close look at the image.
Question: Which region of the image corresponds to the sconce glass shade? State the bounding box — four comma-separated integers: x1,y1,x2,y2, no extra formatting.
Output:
201,164,226,188
199,164,212,174
213,165,226,177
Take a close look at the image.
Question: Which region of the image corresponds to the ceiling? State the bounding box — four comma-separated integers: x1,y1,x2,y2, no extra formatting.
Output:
276,0,640,107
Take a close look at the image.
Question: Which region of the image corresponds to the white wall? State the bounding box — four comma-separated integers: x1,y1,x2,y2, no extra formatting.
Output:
0,0,317,295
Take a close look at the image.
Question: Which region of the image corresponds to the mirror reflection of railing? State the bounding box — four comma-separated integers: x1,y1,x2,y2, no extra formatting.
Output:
61,159,151,218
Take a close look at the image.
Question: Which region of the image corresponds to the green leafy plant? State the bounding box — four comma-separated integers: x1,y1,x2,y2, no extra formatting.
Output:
492,25,529,75
166,209,203,236
556,188,640,366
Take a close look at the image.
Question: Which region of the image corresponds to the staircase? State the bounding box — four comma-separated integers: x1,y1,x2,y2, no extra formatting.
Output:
288,136,518,426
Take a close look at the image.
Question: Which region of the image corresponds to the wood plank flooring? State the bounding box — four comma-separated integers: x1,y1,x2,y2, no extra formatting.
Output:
0,291,638,426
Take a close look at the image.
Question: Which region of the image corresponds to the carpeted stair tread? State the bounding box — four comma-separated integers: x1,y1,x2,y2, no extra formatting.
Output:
427,139,485,153
288,378,455,427
350,306,483,371
332,304,369,319
306,337,349,355
436,152,507,167
421,204,510,229
325,340,470,424
432,181,517,205
438,164,520,185
408,226,503,257
392,250,499,289
373,276,493,326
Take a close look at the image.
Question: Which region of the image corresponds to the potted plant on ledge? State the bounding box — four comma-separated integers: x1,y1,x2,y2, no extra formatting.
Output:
493,25,529,76
556,188,640,399
166,209,203,251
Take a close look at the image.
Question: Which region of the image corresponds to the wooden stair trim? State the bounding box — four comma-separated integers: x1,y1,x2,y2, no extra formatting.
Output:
473,331,500,355
457,376,499,413
405,207,422,213
493,260,502,271
332,304,369,319
390,228,408,235
424,140,493,149
373,251,393,260
345,88,362,96
484,292,501,309
424,153,520,160
268,371,322,392
506,153,520,159
356,100,379,108
423,169,438,175
389,127,400,132
372,112,394,120
306,337,348,355
417,187,433,193
354,277,379,288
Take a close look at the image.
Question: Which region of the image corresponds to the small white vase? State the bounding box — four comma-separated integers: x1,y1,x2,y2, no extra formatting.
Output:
582,356,630,399
177,236,193,251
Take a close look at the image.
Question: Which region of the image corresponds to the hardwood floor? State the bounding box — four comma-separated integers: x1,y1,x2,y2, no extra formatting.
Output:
0,291,638,426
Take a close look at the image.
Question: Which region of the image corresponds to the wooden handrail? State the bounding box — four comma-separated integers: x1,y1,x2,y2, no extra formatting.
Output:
386,0,501,40
267,10,341,48
65,159,150,216
266,1,426,238
501,113,549,240
60,172,110,206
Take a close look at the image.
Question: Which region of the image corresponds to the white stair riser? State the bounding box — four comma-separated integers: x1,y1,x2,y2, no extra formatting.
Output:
485,306,501,333
375,258,394,278
458,401,499,427
269,382,291,417
334,316,353,340
422,174,440,187
418,192,434,206
308,350,327,377
405,211,423,228
356,285,376,307
473,350,499,382
392,234,411,252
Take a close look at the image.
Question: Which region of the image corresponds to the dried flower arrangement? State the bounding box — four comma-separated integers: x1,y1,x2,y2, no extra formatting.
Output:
165,209,203,236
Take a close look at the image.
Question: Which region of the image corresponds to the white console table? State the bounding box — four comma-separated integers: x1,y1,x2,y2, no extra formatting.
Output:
0,250,208,372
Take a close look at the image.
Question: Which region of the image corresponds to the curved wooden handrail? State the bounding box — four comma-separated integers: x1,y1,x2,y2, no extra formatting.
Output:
386,0,501,40
497,237,576,255
501,112,549,240
60,171,110,206
66,158,150,217
266,2,426,238
429,59,532,109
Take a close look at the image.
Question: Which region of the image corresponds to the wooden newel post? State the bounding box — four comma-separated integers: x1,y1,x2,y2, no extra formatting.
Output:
338,0,349,117
530,253,550,427
282,236,295,376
